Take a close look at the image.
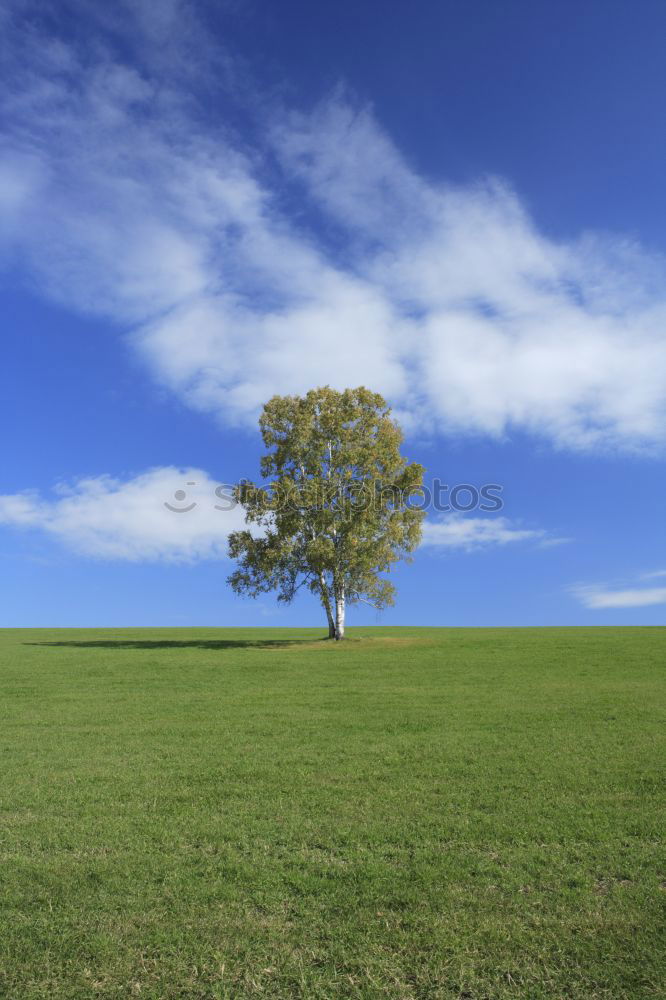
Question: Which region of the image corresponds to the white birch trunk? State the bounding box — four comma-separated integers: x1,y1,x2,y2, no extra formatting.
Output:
334,584,345,640
319,573,335,639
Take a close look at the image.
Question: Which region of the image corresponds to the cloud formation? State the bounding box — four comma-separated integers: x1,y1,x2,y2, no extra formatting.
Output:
0,468,245,562
573,583,666,609
421,515,548,551
2,1,666,450
572,567,666,609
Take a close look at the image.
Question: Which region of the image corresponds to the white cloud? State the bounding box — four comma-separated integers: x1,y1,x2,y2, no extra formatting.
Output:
421,516,548,551
640,569,666,580
0,468,246,562
573,583,666,609
1,6,666,450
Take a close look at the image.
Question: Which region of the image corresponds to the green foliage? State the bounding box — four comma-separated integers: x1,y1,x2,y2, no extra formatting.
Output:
228,387,424,636
1,626,664,998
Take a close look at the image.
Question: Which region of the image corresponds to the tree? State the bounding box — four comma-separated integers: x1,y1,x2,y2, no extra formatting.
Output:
227,387,425,640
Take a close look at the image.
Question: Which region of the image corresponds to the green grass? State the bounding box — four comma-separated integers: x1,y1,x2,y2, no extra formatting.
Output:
0,626,664,999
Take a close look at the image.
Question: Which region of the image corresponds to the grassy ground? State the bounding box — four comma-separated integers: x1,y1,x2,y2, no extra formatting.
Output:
0,626,664,999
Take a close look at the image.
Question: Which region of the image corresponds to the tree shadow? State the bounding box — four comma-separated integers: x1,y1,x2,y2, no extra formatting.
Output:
24,638,328,651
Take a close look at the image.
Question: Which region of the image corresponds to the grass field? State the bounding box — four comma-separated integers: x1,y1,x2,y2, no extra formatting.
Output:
0,626,664,999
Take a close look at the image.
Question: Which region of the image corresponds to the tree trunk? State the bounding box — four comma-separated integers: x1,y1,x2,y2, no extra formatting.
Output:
334,584,345,641
319,574,335,639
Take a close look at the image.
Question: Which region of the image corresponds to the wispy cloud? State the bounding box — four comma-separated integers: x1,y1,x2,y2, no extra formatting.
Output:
2,2,666,450
572,583,666,609
639,569,666,581
421,516,550,552
572,568,666,609
0,468,245,562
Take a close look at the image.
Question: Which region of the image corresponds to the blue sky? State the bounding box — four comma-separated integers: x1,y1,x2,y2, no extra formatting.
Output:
1,0,665,627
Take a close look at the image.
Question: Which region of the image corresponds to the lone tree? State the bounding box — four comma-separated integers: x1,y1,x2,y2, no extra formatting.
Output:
228,386,424,640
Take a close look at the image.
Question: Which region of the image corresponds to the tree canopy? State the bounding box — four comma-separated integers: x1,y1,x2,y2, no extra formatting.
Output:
227,387,425,639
